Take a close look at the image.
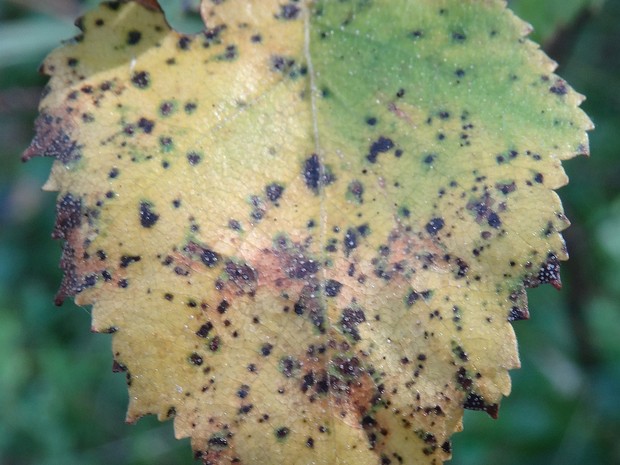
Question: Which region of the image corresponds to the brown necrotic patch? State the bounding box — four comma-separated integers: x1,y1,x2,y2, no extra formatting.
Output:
23,113,82,164
50,193,109,305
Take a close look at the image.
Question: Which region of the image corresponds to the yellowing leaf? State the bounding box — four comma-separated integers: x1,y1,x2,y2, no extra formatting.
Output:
25,1,592,463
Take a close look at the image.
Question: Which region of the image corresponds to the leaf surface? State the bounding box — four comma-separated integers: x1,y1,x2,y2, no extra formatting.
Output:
25,1,591,463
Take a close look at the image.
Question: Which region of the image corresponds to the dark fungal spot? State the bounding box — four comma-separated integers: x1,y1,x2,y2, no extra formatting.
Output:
196,322,214,338
276,3,300,20
302,154,334,193
203,24,226,44
550,80,568,96
455,68,465,78
333,355,362,379
409,30,423,39
237,384,250,398
425,217,444,236
452,342,468,361
120,255,141,268
487,212,501,228
131,71,150,88
396,88,405,98
209,336,221,352
324,279,342,297
340,307,366,341
208,434,229,450
218,44,238,61
343,228,358,254
367,136,394,163
424,154,436,164
463,393,499,419
534,172,544,183
184,102,197,114
293,285,325,331
178,36,192,50
279,356,300,378
139,201,159,228
347,180,364,203
261,343,273,356
127,30,141,45
270,55,296,73
137,117,154,134
301,371,315,392
265,182,284,202
159,136,173,151
108,167,119,179
187,151,202,165
455,367,472,390
251,33,262,43
496,181,516,195
452,31,467,42
189,352,203,366
159,100,176,116
508,305,529,321
275,426,290,439
83,274,97,288
366,116,377,126
306,437,314,448
238,404,253,414
217,300,229,314
249,195,266,221
112,360,127,374
200,248,219,267
303,154,321,191
533,254,562,289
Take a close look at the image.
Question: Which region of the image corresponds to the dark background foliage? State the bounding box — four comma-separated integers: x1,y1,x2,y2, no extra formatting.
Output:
1,1,618,464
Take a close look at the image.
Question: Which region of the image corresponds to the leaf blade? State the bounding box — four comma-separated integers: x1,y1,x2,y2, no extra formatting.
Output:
25,0,591,463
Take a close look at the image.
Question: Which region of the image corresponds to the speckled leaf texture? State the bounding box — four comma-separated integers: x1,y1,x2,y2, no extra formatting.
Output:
25,0,591,464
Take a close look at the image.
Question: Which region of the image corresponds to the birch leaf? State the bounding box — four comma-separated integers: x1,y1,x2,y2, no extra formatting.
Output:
25,0,591,463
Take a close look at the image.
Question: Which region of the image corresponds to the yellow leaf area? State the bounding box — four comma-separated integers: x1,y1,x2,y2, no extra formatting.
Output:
25,0,591,464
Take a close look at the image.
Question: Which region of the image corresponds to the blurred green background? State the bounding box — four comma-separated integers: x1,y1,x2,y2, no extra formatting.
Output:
0,0,618,464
